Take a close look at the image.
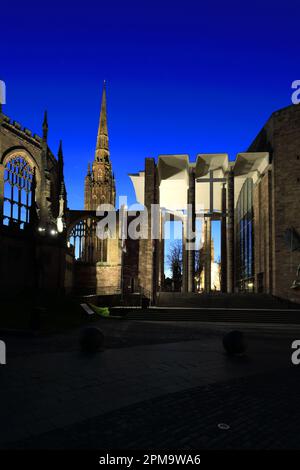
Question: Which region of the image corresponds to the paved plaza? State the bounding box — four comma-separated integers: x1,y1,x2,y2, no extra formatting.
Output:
1,318,300,449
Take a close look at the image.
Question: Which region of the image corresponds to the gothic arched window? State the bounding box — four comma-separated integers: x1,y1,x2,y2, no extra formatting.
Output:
68,218,108,263
3,156,34,229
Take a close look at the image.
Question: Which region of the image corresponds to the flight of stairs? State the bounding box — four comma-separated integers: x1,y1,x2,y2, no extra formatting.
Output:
156,292,298,309
110,293,300,324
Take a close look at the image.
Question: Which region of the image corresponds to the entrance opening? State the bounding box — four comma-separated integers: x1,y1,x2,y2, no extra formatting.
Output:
160,216,222,294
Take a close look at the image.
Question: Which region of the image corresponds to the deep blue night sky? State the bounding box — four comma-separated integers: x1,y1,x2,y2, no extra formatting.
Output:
1,0,299,211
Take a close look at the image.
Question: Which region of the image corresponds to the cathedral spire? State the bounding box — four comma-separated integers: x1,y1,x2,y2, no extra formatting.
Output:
95,81,109,162
84,83,115,210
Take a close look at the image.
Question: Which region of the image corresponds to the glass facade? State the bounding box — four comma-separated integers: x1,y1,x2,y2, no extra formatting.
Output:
235,178,254,292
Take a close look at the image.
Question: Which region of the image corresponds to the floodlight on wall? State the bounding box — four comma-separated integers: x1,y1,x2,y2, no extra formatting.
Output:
38,227,46,233
50,229,58,236
57,217,64,233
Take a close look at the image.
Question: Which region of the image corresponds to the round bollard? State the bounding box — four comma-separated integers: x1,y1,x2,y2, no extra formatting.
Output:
141,297,150,309
223,330,246,356
29,307,45,331
80,327,104,353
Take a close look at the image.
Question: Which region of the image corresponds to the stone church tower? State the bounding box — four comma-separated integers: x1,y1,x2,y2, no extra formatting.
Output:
84,82,116,209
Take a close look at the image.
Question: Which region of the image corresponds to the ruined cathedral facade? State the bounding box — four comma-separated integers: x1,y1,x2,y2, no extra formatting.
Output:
0,83,121,297
0,84,300,305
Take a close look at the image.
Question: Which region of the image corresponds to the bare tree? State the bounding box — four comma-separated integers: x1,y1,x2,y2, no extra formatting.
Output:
166,240,182,291
195,246,205,277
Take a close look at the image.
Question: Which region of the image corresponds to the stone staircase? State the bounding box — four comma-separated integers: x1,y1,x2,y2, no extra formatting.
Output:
156,292,297,309
110,293,300,324
121,308,300,324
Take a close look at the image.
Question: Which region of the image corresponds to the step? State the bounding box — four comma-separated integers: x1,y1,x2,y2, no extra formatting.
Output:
156,293,299,309
110,306,300,324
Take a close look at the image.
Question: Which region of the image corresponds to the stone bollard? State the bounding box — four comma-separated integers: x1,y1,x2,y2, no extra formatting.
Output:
29,307,44,331
141,297,150,309
223,330,247,356
80,327,105,353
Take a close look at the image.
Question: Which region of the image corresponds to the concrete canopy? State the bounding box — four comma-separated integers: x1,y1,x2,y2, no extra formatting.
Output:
195,153,229,178
234,152,269,177
128,171,145,206
129,152,269,216
158,155,189,211
233,152,269,205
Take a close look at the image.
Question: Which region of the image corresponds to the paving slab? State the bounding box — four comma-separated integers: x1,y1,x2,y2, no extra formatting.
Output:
0,326,294,446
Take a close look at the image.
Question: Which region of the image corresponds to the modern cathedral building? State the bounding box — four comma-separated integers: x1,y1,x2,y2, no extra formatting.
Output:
0,84,300,305
130,105,300,305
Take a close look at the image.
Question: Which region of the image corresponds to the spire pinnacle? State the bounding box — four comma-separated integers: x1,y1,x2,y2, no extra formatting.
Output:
57,139,64,179
95,82,109,162
58,139,63,160
42,110,48,141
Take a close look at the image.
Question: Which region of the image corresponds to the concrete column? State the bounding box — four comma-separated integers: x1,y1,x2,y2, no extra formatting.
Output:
187,170,195,292
0,163,4,222
221,183,227,292
227,169,235,293
204,217,211,293
182,218,188,292
159,212,165,290
138,158,156,302
152,166,160,303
